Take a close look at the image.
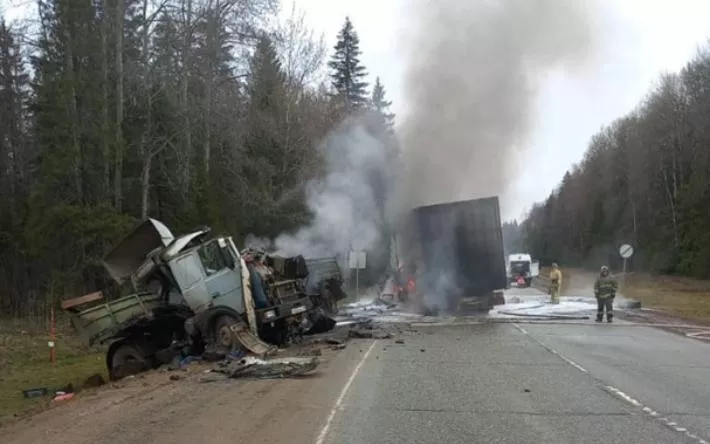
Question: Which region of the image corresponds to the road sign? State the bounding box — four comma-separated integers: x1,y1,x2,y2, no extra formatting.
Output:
348,251,367,269
619,244,634,259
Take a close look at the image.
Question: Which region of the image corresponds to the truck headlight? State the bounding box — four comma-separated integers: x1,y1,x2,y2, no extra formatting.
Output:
263,310,276,320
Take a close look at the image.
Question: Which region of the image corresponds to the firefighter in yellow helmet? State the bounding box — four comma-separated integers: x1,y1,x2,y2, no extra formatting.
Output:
548,262,562,304
594,265,618,323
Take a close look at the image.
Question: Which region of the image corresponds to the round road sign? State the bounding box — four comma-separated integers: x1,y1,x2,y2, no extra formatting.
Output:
619,244,634,259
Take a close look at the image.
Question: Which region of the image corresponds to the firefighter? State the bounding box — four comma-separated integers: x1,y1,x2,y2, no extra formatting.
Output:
594,265,618,323
548,262,562,304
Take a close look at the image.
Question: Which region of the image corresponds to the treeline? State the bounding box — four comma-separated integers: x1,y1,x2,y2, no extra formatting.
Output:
522,44,710,277
0,0,396,318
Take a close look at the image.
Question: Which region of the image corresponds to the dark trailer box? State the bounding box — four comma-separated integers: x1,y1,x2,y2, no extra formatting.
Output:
406,196,507,310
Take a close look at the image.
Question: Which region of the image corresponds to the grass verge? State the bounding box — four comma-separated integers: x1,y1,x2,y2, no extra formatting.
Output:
543,267,710,322
0,319,107,423
620,273,710,322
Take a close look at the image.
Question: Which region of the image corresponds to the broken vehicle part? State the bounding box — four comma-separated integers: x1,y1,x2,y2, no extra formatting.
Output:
214,356,319,379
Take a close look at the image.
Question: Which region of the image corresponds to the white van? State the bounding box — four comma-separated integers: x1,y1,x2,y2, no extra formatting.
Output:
506,253,539,287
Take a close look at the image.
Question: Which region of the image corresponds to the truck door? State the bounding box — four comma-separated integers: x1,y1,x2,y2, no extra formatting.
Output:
196,239,244,314
170,251,211,312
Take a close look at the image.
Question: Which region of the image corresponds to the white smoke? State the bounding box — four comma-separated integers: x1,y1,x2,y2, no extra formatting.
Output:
272,116,394,265
243,234,272,251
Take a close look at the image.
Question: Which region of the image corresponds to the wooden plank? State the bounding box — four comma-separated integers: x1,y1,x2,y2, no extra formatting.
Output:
61,291,104,310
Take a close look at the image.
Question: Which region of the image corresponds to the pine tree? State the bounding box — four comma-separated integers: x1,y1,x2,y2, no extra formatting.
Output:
328,16,368,110
371,76,395,130
242,36,310,236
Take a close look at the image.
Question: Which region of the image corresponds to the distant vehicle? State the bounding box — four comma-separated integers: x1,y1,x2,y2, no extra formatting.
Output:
506,253,539,288
62,218,345,380
401,196,507,314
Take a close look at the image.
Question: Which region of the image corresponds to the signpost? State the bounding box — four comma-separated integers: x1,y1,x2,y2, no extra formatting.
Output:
349,250,367,297
619,243,634,291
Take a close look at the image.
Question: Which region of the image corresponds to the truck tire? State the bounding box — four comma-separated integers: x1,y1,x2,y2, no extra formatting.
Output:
109,342,151,381
212,315,246,352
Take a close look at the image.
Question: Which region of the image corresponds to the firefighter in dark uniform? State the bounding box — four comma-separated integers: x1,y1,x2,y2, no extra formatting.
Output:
594,265,618,323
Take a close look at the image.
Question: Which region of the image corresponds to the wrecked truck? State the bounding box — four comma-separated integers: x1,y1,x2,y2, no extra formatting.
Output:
61,218,346,380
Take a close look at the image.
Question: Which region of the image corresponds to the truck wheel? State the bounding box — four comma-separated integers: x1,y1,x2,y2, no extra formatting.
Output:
212,315,245,352
109,342,150,381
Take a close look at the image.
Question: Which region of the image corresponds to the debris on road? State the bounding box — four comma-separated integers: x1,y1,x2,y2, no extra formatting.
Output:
82,373,106,389
21,387,48,399
213,356,319,379
52,392,75,403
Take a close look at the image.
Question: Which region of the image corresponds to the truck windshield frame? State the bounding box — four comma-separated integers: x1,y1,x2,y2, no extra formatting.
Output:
197,239,231,277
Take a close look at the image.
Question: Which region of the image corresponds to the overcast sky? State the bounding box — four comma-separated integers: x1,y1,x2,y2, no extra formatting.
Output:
280,0,710,221
2,0,709,221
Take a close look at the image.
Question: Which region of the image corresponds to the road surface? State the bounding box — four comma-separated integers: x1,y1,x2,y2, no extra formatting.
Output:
4,296,710,443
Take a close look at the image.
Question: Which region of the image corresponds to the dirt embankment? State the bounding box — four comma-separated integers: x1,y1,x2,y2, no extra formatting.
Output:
0,314,412,442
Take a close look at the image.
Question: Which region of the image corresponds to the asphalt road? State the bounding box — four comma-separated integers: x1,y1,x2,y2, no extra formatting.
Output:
320,321,710,444
4,309,710,444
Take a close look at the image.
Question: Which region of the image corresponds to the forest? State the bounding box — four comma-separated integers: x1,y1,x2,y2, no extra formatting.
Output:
521,44,710,278
0,0,397,319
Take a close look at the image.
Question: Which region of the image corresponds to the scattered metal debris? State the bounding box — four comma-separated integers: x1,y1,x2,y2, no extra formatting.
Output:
214,356,319,379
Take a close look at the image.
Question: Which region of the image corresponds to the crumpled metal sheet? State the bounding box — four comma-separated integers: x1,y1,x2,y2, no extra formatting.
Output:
215,356,319,379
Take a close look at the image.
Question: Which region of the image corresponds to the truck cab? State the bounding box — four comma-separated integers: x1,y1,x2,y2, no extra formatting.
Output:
506,253,539,287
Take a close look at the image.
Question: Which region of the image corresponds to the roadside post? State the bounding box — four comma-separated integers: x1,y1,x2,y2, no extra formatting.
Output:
49,304,56,365
618,243,634,294
349,250,367,297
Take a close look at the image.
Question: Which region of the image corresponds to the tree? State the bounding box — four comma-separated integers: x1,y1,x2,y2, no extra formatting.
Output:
371,76,395,130
521,44,710,276
241,35,311,236
328,16,368,110
0,2,337,320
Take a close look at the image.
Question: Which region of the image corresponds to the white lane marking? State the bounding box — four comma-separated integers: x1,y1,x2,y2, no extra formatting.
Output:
514,323,709,444
314,340,378,444
604,385,710,444
513,323,588,373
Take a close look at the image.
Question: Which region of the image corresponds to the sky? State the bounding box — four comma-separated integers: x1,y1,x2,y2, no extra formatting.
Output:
2,0,710,221
279,0,710,221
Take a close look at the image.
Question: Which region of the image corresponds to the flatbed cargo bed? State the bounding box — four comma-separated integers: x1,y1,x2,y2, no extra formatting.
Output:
62,291,163,346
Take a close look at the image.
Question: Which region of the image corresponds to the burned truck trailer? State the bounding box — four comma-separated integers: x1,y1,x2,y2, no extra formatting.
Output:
403,196,507,314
